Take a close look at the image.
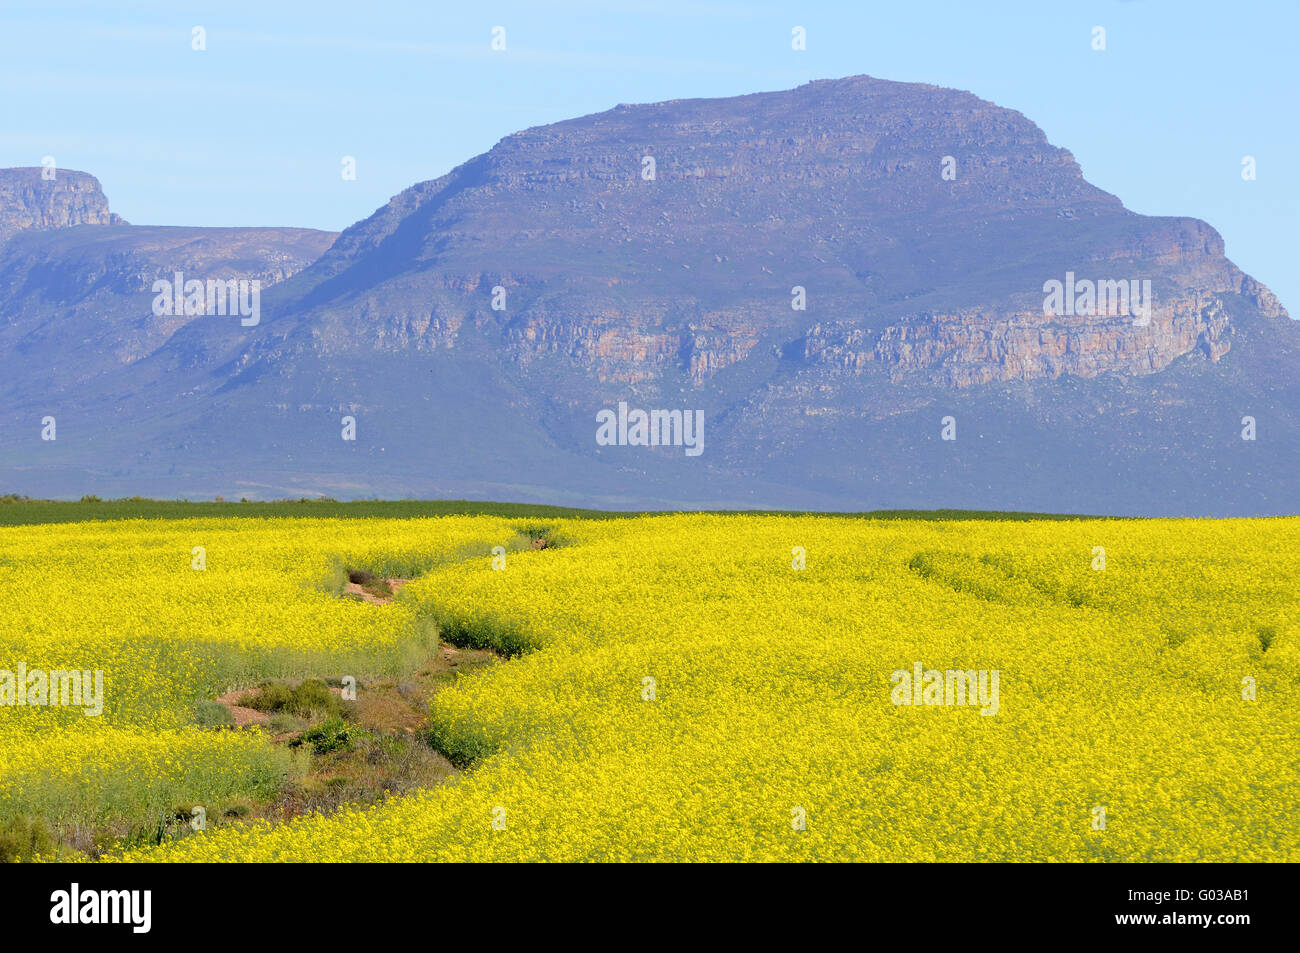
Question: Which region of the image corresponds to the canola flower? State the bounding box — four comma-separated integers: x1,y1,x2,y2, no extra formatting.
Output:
2,514,1296,860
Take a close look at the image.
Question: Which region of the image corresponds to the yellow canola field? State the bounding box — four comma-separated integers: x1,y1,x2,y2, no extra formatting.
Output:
0,516,519,828
2,514,1296,860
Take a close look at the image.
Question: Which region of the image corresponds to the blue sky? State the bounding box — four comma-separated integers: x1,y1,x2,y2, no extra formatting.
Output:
2,0,1296,310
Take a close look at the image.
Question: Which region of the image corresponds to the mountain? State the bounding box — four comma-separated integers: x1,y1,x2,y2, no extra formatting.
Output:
0,76,1295,514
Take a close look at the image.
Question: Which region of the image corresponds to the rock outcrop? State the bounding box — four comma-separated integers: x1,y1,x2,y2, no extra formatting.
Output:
0,168,125,244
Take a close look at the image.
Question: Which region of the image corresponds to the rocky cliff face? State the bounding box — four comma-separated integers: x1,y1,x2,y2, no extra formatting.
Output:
802,284,1250,387
0,168,125,244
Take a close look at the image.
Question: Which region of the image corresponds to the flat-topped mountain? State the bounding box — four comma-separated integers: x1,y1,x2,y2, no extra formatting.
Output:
0,168,126,243
0,78,1295,514
278,75,1284,389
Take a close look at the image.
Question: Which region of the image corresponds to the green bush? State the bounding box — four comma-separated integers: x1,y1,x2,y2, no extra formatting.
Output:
294,717,368,755
0,816,57,862
194,699,235,727
1258,625,1277,653
242,678,342,718
267,712,306,734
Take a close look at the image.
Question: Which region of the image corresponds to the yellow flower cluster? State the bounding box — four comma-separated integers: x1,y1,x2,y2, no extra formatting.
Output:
3,513,1295,860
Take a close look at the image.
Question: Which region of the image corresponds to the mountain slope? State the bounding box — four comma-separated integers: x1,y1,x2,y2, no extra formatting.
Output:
0,220,337,402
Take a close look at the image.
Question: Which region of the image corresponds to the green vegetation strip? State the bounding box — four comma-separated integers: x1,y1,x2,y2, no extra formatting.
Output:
0,495,1111,526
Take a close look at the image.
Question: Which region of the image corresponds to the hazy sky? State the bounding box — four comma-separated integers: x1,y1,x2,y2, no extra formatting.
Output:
2,0,1296,310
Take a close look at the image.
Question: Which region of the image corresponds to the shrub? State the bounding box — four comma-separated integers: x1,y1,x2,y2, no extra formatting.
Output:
194,700,235,728
242,678,343,719
294,717,368,755
1258,625,1277,653
0,816,57,862
267,712,306,734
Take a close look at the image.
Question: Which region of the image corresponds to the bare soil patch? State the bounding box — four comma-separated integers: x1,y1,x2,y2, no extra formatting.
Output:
214,692,270,727
343,573,409,605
